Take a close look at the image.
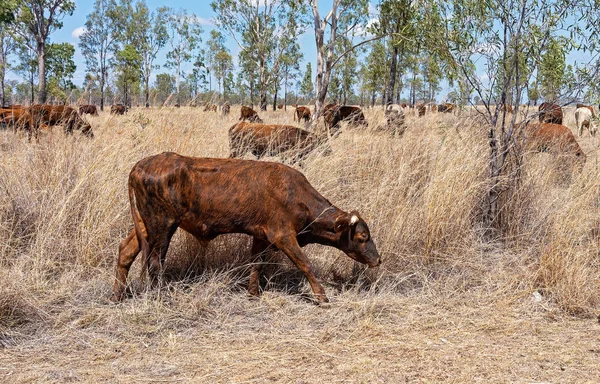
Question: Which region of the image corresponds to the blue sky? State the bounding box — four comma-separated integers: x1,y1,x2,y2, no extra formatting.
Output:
9,0,596,103
48,0,355,93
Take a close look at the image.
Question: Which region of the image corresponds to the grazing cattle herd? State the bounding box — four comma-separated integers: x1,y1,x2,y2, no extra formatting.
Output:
0,100,595,303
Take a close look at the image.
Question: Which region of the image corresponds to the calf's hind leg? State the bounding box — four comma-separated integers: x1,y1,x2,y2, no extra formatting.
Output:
112,229,141,301
248,238,270,297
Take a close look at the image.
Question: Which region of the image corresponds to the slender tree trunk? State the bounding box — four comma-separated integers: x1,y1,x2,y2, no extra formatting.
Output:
30,71,34,105
371,90,375,107
273,81,278,111
176,58,181,105
386,45,399,107
37,41,46,103
144,71,150,107
284,71,288,111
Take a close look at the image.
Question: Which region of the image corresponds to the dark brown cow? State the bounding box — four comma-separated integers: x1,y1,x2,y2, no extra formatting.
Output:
222,102,231,116
416,103,426,117
26,105,93,142
229,121,325,161
523,122,586,172
111,104,127,115
538,102,563,124
239,106,263,123
277,104,284,110
324,105,368,131
294,106,311,123
112,152,380,303
79,104,99,116
437,103,455,113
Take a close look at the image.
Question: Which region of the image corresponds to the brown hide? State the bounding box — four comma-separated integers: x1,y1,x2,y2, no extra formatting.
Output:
294,106,311,122
111,104,127,115
112,152,380,303
523,122,586,172
27,105,93,141
228,121,324,161
239,106,263,123
324,105,368,131
538,103,563,124
79,105,99,116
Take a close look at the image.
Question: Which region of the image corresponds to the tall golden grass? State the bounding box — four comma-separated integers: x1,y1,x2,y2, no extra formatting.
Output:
0,105,599,381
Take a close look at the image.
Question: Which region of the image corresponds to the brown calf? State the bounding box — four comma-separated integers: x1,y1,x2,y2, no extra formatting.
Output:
229,121,325,161
538,102,563,125
26,105,93,141
79,105,99,116
112,152,380,303
523,122,586,172
239,106,263,123
294,106,311,123
437,103,455,113
111,104,127,115
324,105,368,131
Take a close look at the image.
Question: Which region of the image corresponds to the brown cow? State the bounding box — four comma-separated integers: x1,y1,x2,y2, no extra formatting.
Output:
229,121,326,161
222,102,231,116
79,104,99,116
538,102,563,124
112,152,380,303
294,106,311,123
26,105,93,141
1,107,28,132
416,103,426,117
437,103,455,113
523,122,586,172
111,104,127,115
277,104,284,110
324,105,368,131
239,106,263,123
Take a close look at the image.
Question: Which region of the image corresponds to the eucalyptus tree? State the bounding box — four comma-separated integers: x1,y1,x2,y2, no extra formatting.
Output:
46,42,76,102
436,0,579,234
15,38,37,104
132,4,170,107
308,0,385,119
211,0,310,110
9,0,75,103
375,0,421,106
115,44,141,107
361,40,387,107
279,36,302,110
79,0,119,110
165,8,203,106
300,62,314,100
0,29,15,106
207,30,232,99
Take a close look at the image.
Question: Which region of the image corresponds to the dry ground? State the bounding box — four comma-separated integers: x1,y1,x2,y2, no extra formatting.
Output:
0,105,599,383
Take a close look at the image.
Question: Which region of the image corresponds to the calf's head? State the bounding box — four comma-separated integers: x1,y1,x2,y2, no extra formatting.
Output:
334,211,380,268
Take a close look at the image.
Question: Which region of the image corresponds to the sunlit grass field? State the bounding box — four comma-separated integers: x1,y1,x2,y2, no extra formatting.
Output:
0,105,599,382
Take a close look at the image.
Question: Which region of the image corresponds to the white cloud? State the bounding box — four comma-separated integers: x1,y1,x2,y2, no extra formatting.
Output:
197,17,213,26
72,26,86,39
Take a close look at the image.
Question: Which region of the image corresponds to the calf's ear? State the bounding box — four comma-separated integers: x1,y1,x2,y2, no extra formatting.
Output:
334,211,361,232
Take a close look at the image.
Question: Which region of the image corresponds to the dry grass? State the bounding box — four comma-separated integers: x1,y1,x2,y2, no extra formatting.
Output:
0,105,599,382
